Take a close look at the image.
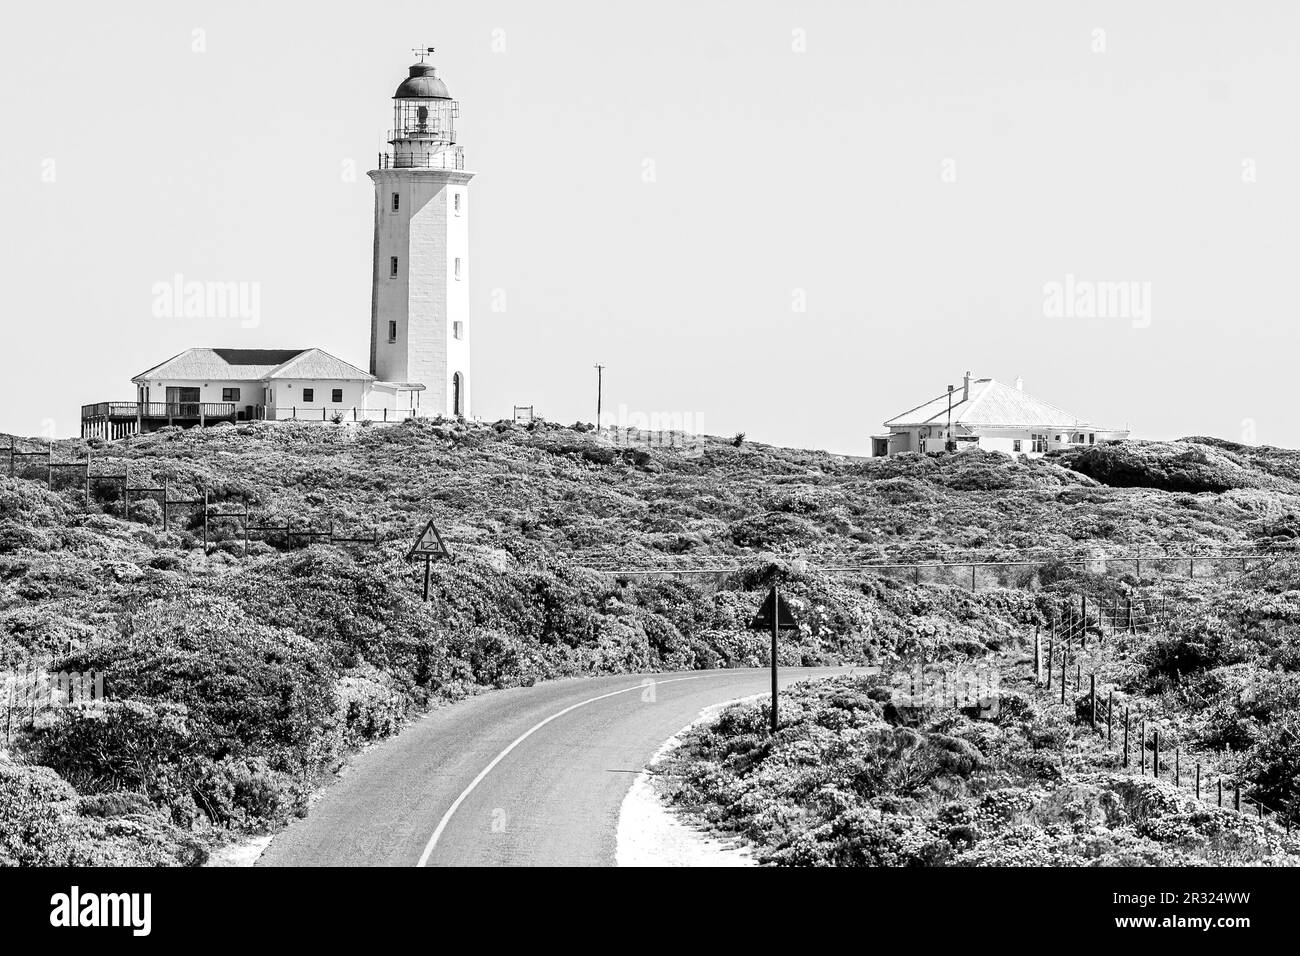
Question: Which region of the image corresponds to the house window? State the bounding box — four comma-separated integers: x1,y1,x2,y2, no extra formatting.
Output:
454,257,462,280
1089,433,1095,445
453,321,463,340
388,320,397,342
1012,439,1022,453
222,387,240,402
392,192,400,211
332,388,343,403
454,193,461,215
390,256,399,277
303,388,315,403
1032,433,1048,453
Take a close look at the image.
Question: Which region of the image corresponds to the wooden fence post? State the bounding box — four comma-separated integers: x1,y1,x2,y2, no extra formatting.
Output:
1123,707,1130,767
202,488,209,552
1153,730,1160,779
1235,782,1241,812
1140,719,1147,774
1046,629,1054,691
1175,748,1180,786
1196,763,1201,799
162,476,169,531
1034,627,1041,684
1089,674,1096,731
1107,689,1114,745
46,440,53,490
1218,779,1223,807
1060,657,1066,705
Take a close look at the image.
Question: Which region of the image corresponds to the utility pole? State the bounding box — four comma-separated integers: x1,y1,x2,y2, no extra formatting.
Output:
946,384,955,452
594,364,605,431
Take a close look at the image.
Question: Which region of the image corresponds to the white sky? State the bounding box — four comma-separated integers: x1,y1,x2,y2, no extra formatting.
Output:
1,1,1297,454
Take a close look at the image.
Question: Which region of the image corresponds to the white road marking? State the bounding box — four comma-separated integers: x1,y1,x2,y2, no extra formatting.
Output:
416,674,710,866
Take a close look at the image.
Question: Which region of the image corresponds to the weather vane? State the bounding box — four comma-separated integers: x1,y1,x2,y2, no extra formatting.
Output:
412,46,435,63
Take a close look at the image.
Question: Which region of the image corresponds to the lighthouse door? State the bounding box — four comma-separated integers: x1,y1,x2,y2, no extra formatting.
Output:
452,373,463,417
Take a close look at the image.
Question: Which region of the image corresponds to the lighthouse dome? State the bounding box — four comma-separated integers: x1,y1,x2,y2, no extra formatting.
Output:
394,63,452,100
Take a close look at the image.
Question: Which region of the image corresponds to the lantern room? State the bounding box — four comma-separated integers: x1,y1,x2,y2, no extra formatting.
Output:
387,54,462,169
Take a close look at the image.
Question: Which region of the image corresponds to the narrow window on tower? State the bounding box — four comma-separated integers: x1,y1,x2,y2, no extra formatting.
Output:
454,257,462,280
453,193,462,215
392,192,400,211
388,320,397,342
390,256,399,277
453,321,463,340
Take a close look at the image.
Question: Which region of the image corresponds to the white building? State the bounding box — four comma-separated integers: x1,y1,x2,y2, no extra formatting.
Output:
82,51,473,439
871,372,1130,457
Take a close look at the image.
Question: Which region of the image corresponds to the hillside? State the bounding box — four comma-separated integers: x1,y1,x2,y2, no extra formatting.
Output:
2,419,1300,865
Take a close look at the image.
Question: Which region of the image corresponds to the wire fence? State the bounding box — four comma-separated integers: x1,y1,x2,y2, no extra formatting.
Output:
1029,597,1298,836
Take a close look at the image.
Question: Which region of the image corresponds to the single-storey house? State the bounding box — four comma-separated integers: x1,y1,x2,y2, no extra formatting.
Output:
871,372,1129,457
82,348,427,438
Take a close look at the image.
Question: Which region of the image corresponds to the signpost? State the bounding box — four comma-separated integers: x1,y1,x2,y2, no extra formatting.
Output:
406,519,452,600
749,583,799,734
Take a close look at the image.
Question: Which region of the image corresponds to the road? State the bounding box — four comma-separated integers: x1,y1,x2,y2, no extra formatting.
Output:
258,667,852,867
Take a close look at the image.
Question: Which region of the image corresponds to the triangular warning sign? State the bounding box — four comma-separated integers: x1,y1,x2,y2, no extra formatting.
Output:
750,586,799,632
406,518,451,561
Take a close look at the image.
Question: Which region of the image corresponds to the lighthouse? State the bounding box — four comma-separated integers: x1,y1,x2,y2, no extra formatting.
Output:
369,49,474,418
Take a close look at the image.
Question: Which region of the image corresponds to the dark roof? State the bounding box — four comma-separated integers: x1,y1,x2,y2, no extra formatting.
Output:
394,63,452,100
211,348,306,367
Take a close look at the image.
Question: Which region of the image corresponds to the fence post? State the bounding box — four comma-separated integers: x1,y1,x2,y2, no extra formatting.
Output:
1140,720,1147,774
1153,730,1160,779
47,440,53,489
1107,689,1114,745
202,488,209,552
1089,674,1096,731
1060,657,1066,705
123,465,130,517
970,563,975,591
84,450,91,501
1123,708,1130,767
1196,762,1201,799
162,476,169,531
1218,779,1223,807
1175,748,1180,786
1235,782,1241,812
1033,627,1042,684
1046,628,1054,691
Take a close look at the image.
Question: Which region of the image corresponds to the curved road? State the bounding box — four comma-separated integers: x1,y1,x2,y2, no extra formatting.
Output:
259,667,852,867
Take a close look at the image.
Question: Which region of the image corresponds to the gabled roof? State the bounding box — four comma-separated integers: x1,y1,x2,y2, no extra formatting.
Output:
133,348,307,383
132,347,373,383
884,378,1093,429
265,348,375,381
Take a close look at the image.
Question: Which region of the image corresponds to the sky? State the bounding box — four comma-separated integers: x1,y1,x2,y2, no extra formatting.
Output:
1,1,1297,454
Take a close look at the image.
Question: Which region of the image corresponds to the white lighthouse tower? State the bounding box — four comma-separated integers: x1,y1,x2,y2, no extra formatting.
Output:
369,49,474,418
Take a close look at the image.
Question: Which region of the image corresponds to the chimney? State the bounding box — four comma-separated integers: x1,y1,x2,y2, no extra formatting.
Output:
1015,376,1024,391
962,370,972,400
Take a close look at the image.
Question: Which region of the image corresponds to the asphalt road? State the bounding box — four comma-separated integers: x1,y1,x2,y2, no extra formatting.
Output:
259,666,852,867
